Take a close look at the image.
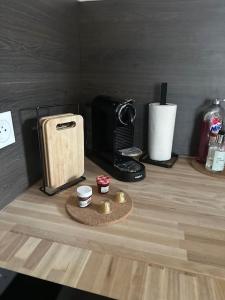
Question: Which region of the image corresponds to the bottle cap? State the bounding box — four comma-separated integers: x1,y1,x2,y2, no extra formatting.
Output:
96,175,110,185
77,186,92,198
213,99,221,105
213,99,225,105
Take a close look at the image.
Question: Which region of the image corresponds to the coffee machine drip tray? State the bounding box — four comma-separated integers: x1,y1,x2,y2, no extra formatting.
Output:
87,152,145,182
115,159,143,173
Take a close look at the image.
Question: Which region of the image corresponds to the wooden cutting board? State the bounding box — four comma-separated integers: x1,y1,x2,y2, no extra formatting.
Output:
43,115,84,189
39,114,74,187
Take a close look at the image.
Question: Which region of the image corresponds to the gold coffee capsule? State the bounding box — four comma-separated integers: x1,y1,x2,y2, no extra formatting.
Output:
98,200,112,214
114,192,126,204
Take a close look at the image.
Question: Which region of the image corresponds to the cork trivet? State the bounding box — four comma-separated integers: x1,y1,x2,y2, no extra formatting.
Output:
66,185,132,226
191,159,225,178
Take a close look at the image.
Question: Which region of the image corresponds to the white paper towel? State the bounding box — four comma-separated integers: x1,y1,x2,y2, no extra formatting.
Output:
148,102,177,161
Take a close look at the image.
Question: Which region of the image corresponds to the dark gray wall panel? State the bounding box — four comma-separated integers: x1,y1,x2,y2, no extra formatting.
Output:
79,0,225,155
0,0,80,208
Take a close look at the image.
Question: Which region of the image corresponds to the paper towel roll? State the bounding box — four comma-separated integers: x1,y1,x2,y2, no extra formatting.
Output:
148,102,177,161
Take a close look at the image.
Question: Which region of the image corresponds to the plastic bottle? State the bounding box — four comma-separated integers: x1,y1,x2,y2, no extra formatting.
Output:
197,99,225,163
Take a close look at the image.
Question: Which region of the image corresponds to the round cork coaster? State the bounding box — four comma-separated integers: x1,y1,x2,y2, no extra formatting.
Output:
191,159,225,178
66,185,133,226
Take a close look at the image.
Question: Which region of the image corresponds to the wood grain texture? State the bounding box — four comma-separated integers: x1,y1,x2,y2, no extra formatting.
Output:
0,158,225,299
79,0,225,155
0,0,80,208
43,115,84,188
39,113,74,187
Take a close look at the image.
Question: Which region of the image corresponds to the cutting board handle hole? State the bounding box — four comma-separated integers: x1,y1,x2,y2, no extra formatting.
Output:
56,121,76,130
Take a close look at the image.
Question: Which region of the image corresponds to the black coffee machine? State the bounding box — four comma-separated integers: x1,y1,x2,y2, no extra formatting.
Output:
89,95,145,182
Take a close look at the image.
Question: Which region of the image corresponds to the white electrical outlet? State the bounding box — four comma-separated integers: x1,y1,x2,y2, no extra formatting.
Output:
0,111,15,149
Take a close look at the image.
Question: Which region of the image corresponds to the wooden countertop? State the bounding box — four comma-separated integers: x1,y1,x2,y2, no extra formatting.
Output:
0,158,225,299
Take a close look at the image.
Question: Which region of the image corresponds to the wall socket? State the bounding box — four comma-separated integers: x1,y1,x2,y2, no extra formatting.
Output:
0,111,15,149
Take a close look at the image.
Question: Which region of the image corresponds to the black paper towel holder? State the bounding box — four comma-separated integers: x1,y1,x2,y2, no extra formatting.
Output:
139,152,178,168
141,82,178,168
